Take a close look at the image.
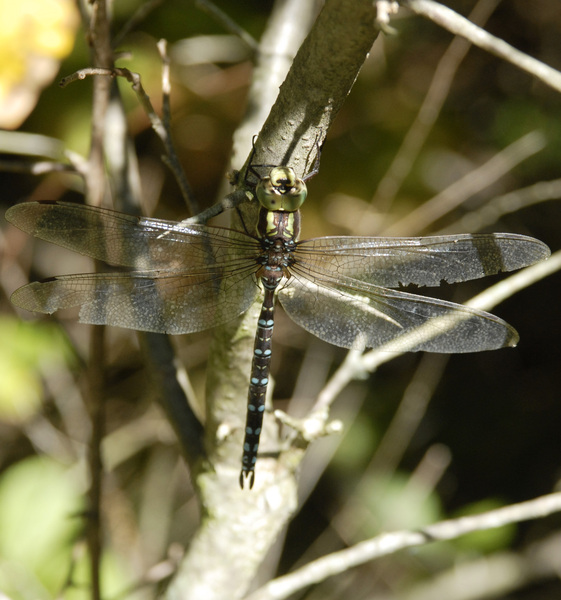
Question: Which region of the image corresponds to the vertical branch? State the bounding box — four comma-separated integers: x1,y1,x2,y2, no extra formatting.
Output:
86,326,105,600
83,1,114,597
87,0,114,207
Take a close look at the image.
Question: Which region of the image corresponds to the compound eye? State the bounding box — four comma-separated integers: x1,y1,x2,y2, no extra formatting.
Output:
256,167,307,211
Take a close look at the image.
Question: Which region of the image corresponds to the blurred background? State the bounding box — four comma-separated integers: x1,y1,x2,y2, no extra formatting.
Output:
1,0,560,598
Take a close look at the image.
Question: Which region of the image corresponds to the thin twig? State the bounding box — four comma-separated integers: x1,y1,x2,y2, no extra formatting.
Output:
246,491,561,600
402,0,561,94
437,178,561,234
157,40,172,129
195,0,258,53
383,130,546,235
156,40,198,214
466,248,561,312
84,1,115,597
61,65,197,213
373,0,501,213
0,160,78,176
375,1,399,34
112,0,165,49
0,130,67,159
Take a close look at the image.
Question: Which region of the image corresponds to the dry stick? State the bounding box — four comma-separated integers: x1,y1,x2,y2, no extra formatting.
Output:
60,66,197,213
82,2,115,597
0,160,77,175
373,0,501,213
383,130,546,236
403,0,561,94
246,491,561,600
368,353,449,475
156,40,198,214
195,0,259,52
390,530,561,600
0,132,87,181
158,40,172,129
438,178,561,235
111,0,165,49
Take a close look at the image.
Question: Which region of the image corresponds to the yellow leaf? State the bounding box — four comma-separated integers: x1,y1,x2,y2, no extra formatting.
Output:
0,0,79,128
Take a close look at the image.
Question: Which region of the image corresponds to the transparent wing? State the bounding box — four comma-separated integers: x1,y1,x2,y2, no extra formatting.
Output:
294,234,550,288
7,201,261,333
278,272,518,353
5,201,258,270
11,268,259,334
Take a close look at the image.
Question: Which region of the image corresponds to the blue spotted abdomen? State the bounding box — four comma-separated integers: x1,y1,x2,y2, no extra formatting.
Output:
239,285,276,488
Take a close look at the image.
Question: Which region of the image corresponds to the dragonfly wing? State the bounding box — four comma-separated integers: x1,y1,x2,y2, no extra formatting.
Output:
295,234,550,288
5,201,257,270
11,268,259,334
278,274,518,353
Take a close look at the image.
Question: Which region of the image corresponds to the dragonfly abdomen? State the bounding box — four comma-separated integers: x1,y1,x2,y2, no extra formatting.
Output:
240,285,277,489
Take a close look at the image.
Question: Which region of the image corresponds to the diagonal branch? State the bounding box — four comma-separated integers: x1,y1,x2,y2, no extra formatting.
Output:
402,0,561,94
247,491,561,600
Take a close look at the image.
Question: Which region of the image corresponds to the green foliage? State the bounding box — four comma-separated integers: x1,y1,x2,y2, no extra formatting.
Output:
0,457,82,598
0,316,72,422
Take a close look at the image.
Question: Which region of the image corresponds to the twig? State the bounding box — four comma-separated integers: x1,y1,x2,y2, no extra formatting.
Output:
157,39,172,130
0,160,78,176
84,2,114,597
61,64,197,213
112,0,165,49
375,1,399,35
367,353,449,475
402,0,561,94
246,491,561,600
156,40,198,214
0,130,67,159
373,0,501,213
194,0,258,53
466,248,561,312
437,178,561,234
383,130,546,235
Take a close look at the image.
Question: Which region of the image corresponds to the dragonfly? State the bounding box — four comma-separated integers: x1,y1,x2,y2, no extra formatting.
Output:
6,167,550,488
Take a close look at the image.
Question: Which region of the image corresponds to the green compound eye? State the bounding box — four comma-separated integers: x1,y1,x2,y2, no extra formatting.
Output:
256,166,307,212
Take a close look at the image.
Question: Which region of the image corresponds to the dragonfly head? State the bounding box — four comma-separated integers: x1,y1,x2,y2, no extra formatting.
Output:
255,166,307,212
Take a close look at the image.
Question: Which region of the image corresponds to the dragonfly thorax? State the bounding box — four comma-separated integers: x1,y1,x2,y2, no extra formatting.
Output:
255,166,307,212
257,205,301,242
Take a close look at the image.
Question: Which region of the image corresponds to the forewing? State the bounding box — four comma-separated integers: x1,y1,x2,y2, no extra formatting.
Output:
295,234,550,288
278,272,518,353
5,201,257,270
